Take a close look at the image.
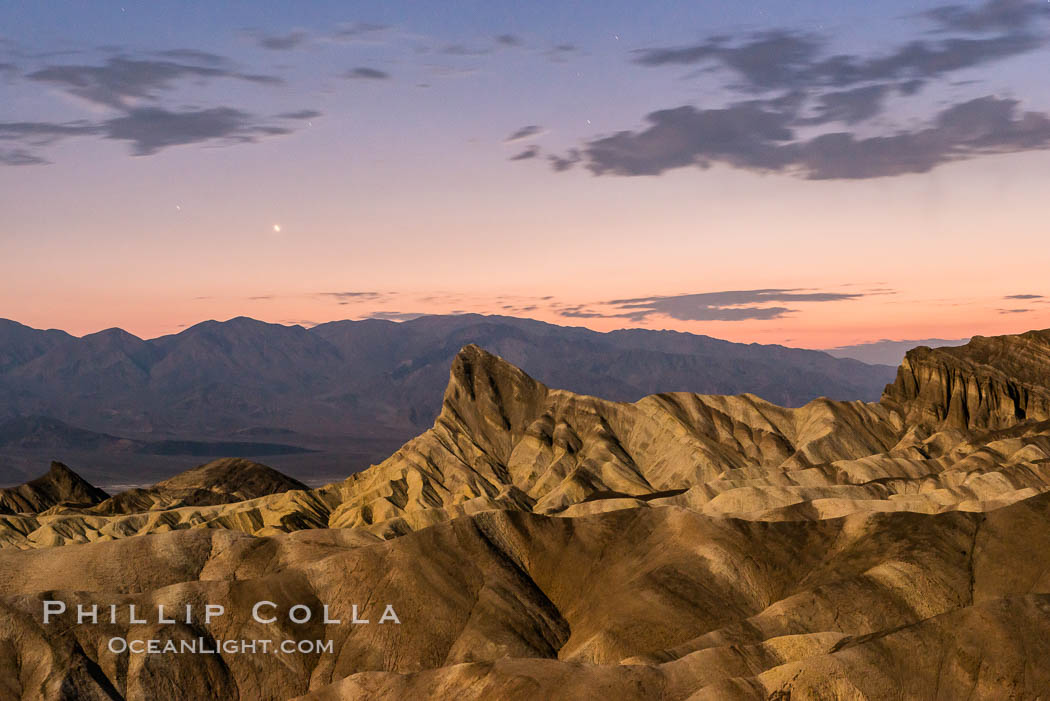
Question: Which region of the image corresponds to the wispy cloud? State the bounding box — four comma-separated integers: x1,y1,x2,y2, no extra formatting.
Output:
318,292,386,305
103,107,290,155
367,311,426,321
332,23,391,42
0,148,48,165
27,56,282,109
0,107,300,161
544,44,579,62
2,50,314,164
509,145,540,160
548,148,581,172
344,66,390,80
925,0,1047,33
632,1,1046,91
153,49,228,65
496,34,523,47
504,125,545,143
276,109,322,121
440,44,491,57
252,30,310,51
552,288,874,322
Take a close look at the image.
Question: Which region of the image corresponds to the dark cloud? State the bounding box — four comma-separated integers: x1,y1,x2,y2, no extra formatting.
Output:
440,44,491,57
548,148,581,172
800,84,892,125
254,31,310,51
0,148,48,165
0,62,16,76
558,305,611,319
1005,293,1044,299
496,34,523,47
796,96,1050,179
556,96,1050,180
544,44,579,62
553,0,1049,183
367,311,426,321
344,67,390,80
598,289,865,322
504,125,544,143
2,48,310,165
577,103,795,176
633,27,1043,92
0,107,309,163
634,31,822,89
333,23,389,41
27,57,282,109
999,308,1034,314
277,109,322,120
319,292,384,305
101,107,289,156
925,0,1046,33
425,65,479,79
153,49,228,65
509,145,539,160
0,120,101,144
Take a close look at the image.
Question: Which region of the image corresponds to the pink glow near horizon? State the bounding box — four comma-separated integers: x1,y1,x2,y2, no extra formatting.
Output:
4,152,1048,348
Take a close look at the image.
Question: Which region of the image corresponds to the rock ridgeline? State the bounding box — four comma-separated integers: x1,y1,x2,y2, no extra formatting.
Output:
0,461,109,514
92,457,309,515
2,330,1050,548
884,329,1050,431
1,331,1050,699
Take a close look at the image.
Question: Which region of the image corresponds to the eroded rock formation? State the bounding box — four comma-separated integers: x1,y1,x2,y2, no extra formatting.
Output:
2,330,1050,699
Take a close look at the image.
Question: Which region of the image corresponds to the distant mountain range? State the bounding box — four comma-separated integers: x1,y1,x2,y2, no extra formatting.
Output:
0,314,898,483
826,337,970,366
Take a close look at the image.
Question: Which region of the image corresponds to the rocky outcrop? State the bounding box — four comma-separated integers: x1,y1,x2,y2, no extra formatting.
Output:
883,330,1050,431
92,457,309,515
0,461,108,514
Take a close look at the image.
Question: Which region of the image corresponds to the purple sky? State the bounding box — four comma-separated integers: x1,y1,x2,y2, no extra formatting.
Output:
2,0,1049,347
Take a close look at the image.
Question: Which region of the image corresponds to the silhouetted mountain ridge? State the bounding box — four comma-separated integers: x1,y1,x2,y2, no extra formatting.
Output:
0,314,895,445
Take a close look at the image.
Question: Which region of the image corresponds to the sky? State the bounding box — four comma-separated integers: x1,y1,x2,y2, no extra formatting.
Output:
1,0,1049,348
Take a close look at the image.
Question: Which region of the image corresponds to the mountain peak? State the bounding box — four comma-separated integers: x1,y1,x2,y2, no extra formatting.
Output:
94,458,309,515
439,345,550,463
0,461,108,514
446,344,548,405
155,456,307,494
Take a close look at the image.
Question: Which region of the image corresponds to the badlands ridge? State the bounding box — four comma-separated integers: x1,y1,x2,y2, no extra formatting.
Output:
1,330,1050,699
